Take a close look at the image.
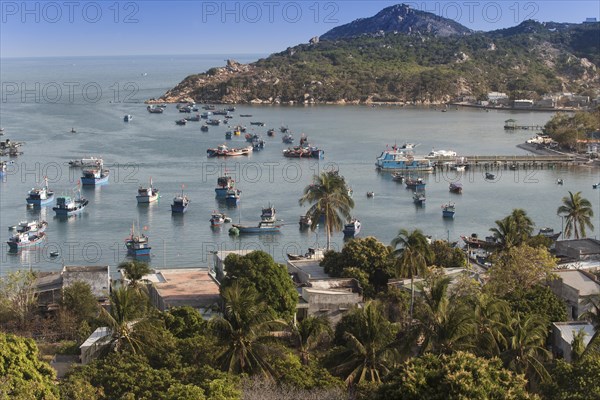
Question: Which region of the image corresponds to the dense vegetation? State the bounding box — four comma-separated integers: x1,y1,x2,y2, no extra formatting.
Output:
543,106,600,148
1,190,598,399
160,20,599,104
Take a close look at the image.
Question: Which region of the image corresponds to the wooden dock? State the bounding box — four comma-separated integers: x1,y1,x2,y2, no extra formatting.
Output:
503,119,544,131
431,154,589,170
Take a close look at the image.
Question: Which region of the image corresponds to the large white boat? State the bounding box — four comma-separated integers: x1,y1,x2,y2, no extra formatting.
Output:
26,177,54,206
375,145,434,172
136,178,160,203
425,149,458,158
68,157,103,168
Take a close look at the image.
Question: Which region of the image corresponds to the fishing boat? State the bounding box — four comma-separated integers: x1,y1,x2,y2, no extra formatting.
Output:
343,219,361,238
0,160,12,176
449,182,463,194
15,220,48,234
261,204,276,222
185,114,201,122
7,231,46,250
125,223,151,258
225,188,241,207
556,178,564,185
68,157,103,168
280,125,289,133
252,138,265,150
207,119,221,126
210,212,231,227
375,145,434,171
299,214,312,229
250,121,265,126
593,183,599,189
201,125,209,132
53,192,88,216
245,133,260,142
538,227,561,240
147,105,164,114
175,119,187,125
391,172,405,183
413,191,426,205
485,172,495,180
240,114,252,117
70,127,77,133
171,188,190,213
136,178,159,203
366,191,375,198
207,144,252,157
81,166,110,185
215,175,234,198
283,146,324,159
26,177,55,206
282,134,294,144
124,115,133,122
425,149,457,159
405,177,426,190
267,129,275,137
442,202,455,218
232,220,282,234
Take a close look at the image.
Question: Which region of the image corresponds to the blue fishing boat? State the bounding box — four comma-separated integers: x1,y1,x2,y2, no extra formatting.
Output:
232,220,282,234
343,219,361,238
7,231,46,251
442,202,455,218
53,191,88,216
225,188,241,207
375,145,434,171
125,223,151,258
413,191,426,206
81,167,109,186
215,175,234,198
261,205,276,222
171,187,190,213
26,177,55,206
405,177,426,190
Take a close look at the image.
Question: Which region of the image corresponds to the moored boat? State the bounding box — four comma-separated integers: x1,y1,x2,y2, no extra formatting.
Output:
282,134,294,144
413,191,426,205
442,202,455,218
267,129,275,137
375,145,434,171
171,188,190,213
26,177,55,206
81,166,110,186
538,227,561,240
210,212,228,227
125,223,151,258
53,192,88,216
343,219,361,238
147,105,164,113
15,220,48,234
232,220,282,234
201,125,209,132
215,174,234,198
207,144,252,157
124,115,132,122
7,231,46,250
261,204,277,223
136,178,160,203
283,146,323,159
449,182,463,194
299,214,312,229
68,157,103,168
405,177,426,190
391,172,405,183
225,188,241,207
175,119,187,125
250,121,265,126
485,172,495,180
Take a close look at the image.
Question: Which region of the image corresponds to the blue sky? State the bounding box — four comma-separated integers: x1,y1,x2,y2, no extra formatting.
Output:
1,1,598,57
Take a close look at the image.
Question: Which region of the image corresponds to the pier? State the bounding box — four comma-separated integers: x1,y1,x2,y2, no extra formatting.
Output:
503,119,544,131
431,154,591,171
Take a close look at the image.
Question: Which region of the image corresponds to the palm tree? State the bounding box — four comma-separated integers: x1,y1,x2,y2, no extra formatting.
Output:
557,191,594,239
290,316,332,365
580,293,600,358
391,229,433,318
209,282,286,378
299,171,354,250
119,260,151,287
472,295,510,358
328,302,398,385
413,275,475,355
500,313,551,386
489,209,534,250
97,286,152,355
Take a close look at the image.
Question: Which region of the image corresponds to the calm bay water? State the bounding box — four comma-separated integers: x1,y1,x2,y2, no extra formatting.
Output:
1,55,599,275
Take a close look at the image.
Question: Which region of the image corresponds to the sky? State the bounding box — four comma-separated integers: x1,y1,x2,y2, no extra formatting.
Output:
1,1,598,57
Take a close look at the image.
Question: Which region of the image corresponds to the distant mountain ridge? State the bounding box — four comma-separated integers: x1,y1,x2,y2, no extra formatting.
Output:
320,4,472,40
150,4,600,105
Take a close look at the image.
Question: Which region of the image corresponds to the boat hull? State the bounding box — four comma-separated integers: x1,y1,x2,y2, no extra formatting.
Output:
136,194,159,204
26,194,55,206
53,200,88,216
81,174,109,186
442,210,455,218
232,225,281,234
215,188,229,198
7,234,45,250
127,248,151,257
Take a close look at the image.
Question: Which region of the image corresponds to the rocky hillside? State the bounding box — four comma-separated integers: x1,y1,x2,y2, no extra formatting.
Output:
150,5,600,105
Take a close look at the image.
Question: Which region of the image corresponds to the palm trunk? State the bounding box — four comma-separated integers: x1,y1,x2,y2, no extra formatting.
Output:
410,275,415,320
326,224,331,250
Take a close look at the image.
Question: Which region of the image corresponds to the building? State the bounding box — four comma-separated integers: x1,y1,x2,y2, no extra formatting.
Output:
487,92,508,103
555,239,600,262
143,269,221,317
296,279,363,324
551,321,595,361
286,248,327,285
513,99,534,108
549,270,600,320
35,265,111,309
79,327,110,365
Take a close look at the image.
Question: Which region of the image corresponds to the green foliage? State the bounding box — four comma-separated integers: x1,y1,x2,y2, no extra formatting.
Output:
489,209,535,251
162,306,208,339
119,260,152,286
543,355,600,399
430,240,467,268
486,245,557,297
61,281,99,324
0,332,58,400
374,351,536,400
544,108,600,147
221,251,297,320
0,270,37,328
503,285,568,328
321,237,394,297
